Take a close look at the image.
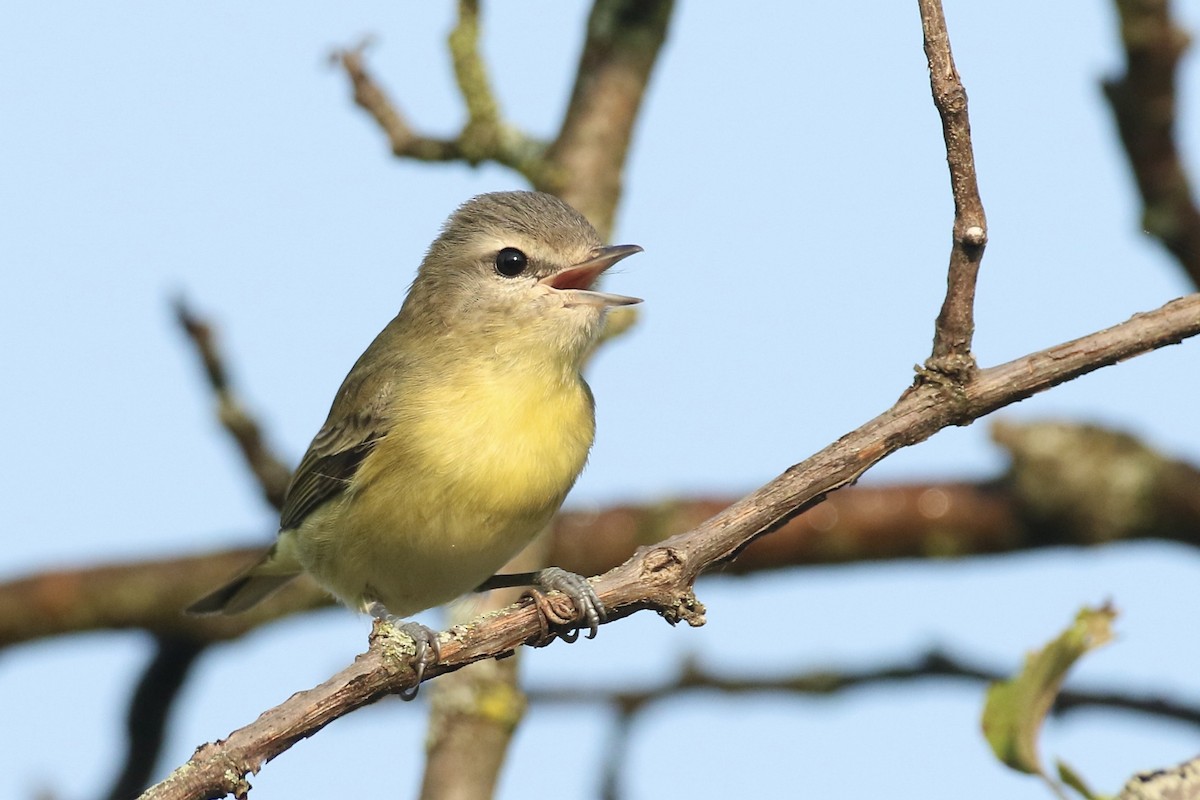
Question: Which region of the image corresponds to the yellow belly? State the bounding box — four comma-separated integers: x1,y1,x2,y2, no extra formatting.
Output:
294,365,595,616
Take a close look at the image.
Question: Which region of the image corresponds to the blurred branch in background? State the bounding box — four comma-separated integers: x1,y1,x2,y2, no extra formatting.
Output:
173,298,291,513
523,649,1200,800
104,636,208,800
1104,0,1200,289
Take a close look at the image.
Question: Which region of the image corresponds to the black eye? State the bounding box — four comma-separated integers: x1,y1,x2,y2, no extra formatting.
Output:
495,247,528,277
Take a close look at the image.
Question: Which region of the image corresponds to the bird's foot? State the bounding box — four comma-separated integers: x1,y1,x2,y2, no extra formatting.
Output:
522,567,606,645
369,604,441,700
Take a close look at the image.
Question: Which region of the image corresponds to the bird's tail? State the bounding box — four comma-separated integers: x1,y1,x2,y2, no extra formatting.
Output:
185,542,301,615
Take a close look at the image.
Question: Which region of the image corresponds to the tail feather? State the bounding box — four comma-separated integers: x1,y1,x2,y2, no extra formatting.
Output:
185,572,299,615
185,542,302,615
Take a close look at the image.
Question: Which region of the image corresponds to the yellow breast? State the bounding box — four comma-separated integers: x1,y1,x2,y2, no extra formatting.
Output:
393,363,595,516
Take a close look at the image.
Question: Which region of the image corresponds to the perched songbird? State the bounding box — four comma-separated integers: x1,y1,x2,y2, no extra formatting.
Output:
188,191,642,688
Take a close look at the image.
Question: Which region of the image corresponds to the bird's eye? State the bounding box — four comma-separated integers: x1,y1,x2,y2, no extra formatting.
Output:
494,247,528,277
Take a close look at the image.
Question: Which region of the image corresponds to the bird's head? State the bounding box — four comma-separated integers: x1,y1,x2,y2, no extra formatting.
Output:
403,191,642,365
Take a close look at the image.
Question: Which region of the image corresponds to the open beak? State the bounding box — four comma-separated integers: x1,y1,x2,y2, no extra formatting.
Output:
540,244,643,307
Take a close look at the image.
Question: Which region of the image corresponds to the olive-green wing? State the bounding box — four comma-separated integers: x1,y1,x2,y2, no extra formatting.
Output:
279,390,393,532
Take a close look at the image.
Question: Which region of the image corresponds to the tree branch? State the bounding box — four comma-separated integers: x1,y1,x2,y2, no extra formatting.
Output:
139,292,1200,800
1103,0,1200,289
918,0,988,376
330,3,554,189
543,0,673,235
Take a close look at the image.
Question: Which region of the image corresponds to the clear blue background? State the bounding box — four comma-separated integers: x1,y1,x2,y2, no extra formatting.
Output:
3,3,1199,798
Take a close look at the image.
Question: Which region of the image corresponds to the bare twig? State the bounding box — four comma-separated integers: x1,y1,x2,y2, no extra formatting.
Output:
332,41,462,163
330,3,552,188
174,298,292,511
139,292,1200,800
918,0,988,377
1104,0,1200,289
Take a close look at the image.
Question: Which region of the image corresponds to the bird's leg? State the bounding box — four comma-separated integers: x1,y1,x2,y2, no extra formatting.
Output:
478,567,606,643
368,602,442,700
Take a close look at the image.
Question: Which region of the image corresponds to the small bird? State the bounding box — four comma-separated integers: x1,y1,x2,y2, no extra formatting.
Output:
188,191,642,690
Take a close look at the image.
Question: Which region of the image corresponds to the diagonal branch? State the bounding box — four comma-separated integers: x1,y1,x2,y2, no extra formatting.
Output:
919,0,988,377
140,292,1200,800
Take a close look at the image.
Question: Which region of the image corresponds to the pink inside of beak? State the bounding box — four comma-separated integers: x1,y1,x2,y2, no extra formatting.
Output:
545,263,605,291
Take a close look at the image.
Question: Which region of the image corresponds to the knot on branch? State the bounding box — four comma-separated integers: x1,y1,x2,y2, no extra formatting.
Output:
914,355,978,398
639,545,685,578
630,546,706,627
960,224,987,249
665,589,707,628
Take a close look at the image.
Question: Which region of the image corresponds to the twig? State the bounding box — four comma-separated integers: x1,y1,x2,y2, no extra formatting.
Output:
139,292,1200,800
332,40,460,163
174,298,292,511
918,0,988,377
330,5,552,189
1104,0,1200,289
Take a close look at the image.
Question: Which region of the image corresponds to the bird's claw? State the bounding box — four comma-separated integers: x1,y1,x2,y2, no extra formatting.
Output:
522,567,606,646
370,607,441,700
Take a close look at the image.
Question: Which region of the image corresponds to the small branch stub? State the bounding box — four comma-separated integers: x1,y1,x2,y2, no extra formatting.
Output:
962,225,987,248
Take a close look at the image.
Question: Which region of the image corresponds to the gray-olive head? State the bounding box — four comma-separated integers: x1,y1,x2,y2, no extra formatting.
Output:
401,191,642,360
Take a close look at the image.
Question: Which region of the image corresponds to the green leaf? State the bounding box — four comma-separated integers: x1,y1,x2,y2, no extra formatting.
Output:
1058,759,1113,800
981,604,1117,779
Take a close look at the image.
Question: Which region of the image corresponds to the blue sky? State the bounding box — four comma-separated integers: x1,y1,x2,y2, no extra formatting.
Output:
3,3,1199,798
